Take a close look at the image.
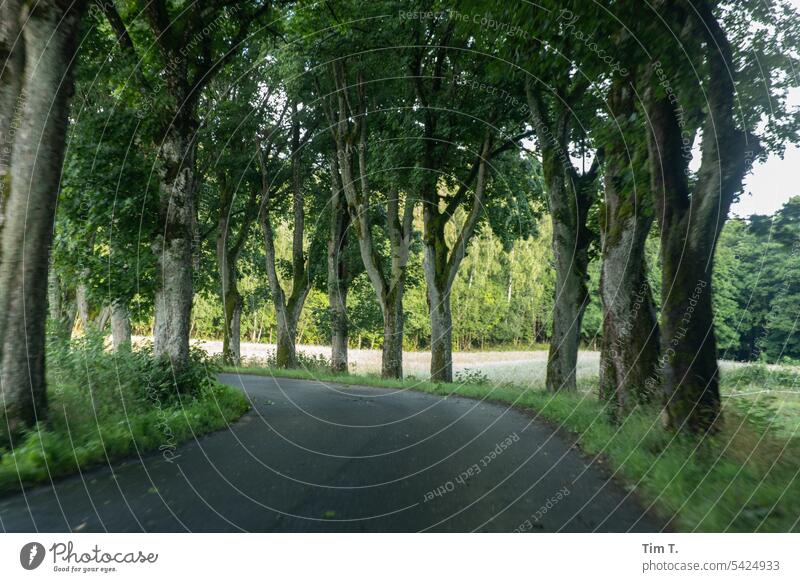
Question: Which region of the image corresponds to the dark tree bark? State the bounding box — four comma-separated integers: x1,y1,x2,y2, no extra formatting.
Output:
645,1,759,433
217,231,243,365
0,0,86,439
599,76,660,411
526,79,599,393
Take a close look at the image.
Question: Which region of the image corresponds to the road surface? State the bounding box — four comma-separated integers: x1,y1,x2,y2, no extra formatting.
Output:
0,374,663,532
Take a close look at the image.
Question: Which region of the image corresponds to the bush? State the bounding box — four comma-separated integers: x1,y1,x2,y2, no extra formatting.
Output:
722,363,800,392
454,368,490,385
239,348,332,372
0,332,249,493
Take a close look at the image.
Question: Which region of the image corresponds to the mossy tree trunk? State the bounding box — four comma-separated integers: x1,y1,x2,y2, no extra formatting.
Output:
215,177,258,366
48,267,76,341
152,119,196,371
0,0,23,247
111,299,132,349
421,135,493,383
258,104,312,370
545,171,593,393
218,239,243,365
0,0,86,439
421,204,453,383
599,75,660,412
324,62,415,379
526,79,599,393
645,1,759,433
380,281,405,379
328,157,350,373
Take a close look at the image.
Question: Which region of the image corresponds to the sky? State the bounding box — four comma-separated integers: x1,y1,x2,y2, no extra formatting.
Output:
732,0,800,218
734,88,800,218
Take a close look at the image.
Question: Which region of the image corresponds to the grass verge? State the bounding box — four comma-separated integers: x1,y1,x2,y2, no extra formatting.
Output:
223,363,800,532
0,334,250,494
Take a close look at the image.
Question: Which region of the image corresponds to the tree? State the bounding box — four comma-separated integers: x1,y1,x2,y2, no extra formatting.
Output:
594,21,660,411
640,0,797,432
99,0,274,369
404,6,533,382
477,0,604,392
524,79,600,393
196,68,280,365
258,102,317,369
0,0,87,440
714,200,800,362
0,0,23,240
54,10,158,349
322,62,416,378
326,154,359,373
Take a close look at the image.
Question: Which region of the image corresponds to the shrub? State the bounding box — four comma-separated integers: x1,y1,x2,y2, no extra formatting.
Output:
454,368,490,385
239,349,332,372
0,332,249,493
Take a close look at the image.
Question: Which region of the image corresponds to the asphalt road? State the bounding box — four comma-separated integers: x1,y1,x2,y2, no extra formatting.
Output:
0,374,663,532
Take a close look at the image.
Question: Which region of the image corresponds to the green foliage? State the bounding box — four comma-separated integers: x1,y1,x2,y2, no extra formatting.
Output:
454,368,490,385
233,347,332,373
714,198,800,362
0,334,250,493
723,363,800,389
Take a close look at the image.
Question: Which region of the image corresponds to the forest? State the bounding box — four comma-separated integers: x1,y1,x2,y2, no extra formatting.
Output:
1,0,800,533
183,203,800,361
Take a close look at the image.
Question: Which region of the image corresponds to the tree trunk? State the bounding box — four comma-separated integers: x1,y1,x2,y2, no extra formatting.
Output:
0,0,85,439
325,65,415,379
598,77,659,410
152,125,196,370
422,212,454,384
427,274,453,383
222,287,242,364
599,227,659,408
328,158,349,373
547,212,589,392
275,304,299,368
423,136,492,383
329,281,348,373
111,299,132,349
659,230,720,432
95,305,111,331
0,0,23,246
381,285,404,379
76,280,90,331
644,1,757,433
544,173,595,393
217,215,243,365
258,107,311,370
526,81,598,393
48,266,75,340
